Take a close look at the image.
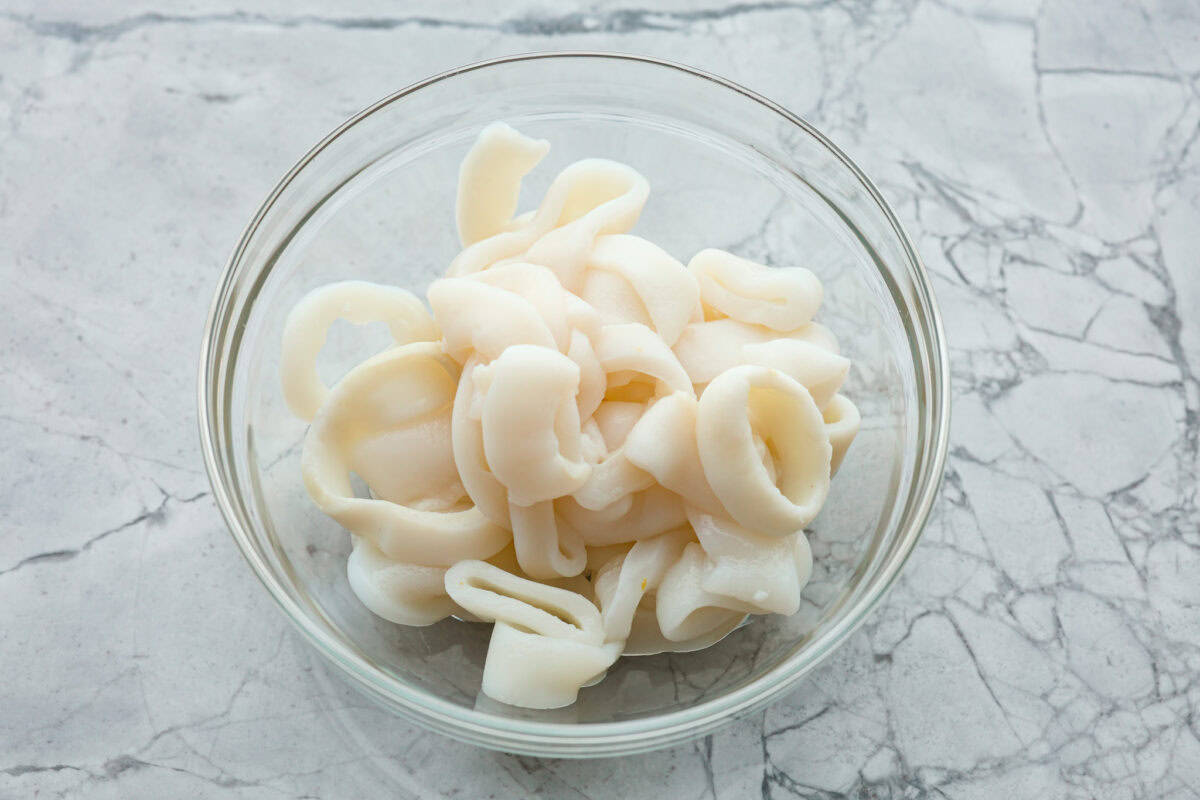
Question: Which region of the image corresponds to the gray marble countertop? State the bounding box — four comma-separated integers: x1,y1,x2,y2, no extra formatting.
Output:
3,1,1198,797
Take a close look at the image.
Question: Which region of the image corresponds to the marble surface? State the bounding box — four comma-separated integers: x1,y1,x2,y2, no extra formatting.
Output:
3,0,1198,797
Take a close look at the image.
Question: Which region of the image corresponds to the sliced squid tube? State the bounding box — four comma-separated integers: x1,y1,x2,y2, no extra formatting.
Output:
521,159,651,291
444,558,619,708
349,412,465,510
508,499,587,580
570,449,655,511
593,322,693,397
579,417,608,464
567,329,605,422
450,358,511,528
688,508,812,616
823,393,861,475
591,400,646,450
427,278,557,363
480,623,622,709
557,485,688,547
468,262,572,352
623,392,724,516
456,122,550,247
573,399,653,513
740,339,850,410
444,560,604,645
696,365,831,536
281,281,438,421
672,317,840,386
479,345,592,506
689,248,823,331
593,527,693,642
587,234,701,346
448,157,648,282
579,268,653,329
655,543,750,643
564,292,603,343
301,343,510,566
346,537,455,626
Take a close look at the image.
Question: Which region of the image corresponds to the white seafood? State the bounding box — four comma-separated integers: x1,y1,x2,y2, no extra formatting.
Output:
281,281,438,421
689,248,823,331
284,123,859,709
687,508,812,616
476,345,591,506
672,317,839,386
655,544,751,643
448,158,649,286
592,322,693,396
696,365,832,536
623,392,723,515
593,527,692,642
445,560,619,708
346,536,455,626
587,234,701,346
456,122,550,247
823,393,862,475
300,342,509,566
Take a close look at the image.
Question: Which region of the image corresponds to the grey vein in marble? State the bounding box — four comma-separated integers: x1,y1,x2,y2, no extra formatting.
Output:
2,0,1199,797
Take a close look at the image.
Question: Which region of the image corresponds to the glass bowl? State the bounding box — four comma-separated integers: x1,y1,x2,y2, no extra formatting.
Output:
198,53,949,757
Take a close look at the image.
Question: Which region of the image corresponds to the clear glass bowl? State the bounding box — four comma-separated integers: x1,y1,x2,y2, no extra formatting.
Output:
198,53,949,757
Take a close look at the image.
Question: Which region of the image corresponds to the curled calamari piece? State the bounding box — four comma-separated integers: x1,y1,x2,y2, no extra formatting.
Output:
623,392,723,516
557,485,688,547
507,499,587,580
672,318,840,386
449,158,649,283
655,543,748,643
689,248,823,331
696,365,831,536
281,281,438,421
570,398,656,511
450,357,510,527
823,393,861,475
580,267,653,329
566,329,605,422
301,342,510,566
476,345,591,506
586,234,701,346
593,527,692,642
349,410,466,511
444,560,618,708
477,544,593,601
427,277,557,363
480,623,622,709
580,417,607,462
456,122,550,247
570,449,654,512
522,160,651,291
688,509,813,616
592,400,645,449
445,559,604,644
469,263,573,351
346,537,455,626
740,339,850,410
565,291,604,342
593,323,693,397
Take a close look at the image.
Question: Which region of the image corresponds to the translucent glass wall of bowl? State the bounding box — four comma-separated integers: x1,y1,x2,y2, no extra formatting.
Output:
202,55,946,755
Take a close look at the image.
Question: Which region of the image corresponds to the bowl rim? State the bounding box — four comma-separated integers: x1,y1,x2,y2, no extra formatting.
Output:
198,50,951,756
